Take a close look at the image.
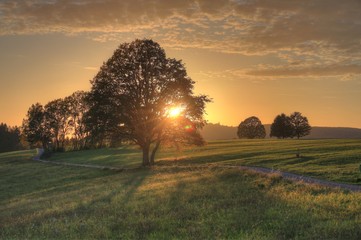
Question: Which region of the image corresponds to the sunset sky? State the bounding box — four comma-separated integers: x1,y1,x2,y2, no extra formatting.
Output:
1,0,361,128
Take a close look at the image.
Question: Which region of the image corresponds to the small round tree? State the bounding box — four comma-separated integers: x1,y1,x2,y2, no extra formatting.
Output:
237,116,266,139
290,112,311,139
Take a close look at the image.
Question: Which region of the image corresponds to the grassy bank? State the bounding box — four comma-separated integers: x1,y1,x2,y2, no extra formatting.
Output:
1,148,361,239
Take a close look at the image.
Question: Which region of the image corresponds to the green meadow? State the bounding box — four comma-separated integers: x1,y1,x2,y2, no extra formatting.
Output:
1,139,361,239
51,139,361,184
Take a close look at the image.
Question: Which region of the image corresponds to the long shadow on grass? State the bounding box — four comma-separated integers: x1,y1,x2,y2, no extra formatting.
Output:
314,155,361,166
0,160,117,204
50,147,143,168
146,168,361,239
158,150,301,166
1,166,152,236
158,152,264,166
2,165,361,239
249,156,316,168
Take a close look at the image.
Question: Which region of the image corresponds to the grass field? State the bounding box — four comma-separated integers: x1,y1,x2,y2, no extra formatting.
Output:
1,139,361,239
50,139,361,184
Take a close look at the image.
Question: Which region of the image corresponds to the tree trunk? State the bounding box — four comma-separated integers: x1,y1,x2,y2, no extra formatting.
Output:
54,139,58,151
150,141,161,165
142,144,150,166
42,139,48,150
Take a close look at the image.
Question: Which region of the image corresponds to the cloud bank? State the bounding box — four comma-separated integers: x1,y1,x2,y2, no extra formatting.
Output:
1,0,361,78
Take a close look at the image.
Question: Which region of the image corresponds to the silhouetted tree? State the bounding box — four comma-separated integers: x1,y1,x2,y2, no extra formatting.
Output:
290,112,311,139
65,91,90,150
270,113,293,139
44,98,72,151
237,116,266,139
88,39,210,166
0,123,22,153
22,103,51,148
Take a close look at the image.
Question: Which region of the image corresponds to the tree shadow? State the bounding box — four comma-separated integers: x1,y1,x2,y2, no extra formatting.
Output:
2,165,361,239
144,168,361,239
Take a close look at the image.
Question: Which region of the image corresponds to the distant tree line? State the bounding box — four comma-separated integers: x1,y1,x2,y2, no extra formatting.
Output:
0,123,25,153
237,112,311,139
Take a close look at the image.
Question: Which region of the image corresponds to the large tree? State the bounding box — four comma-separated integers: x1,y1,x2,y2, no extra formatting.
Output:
270,113,293,139
88,39,210,166
290,112,311,139
237,116,266,139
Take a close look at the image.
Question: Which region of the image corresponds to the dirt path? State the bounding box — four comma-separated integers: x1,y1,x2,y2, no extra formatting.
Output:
34,159,361,192
239,166,361,192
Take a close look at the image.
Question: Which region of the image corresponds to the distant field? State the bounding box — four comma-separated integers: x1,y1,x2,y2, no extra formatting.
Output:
48,139,361,184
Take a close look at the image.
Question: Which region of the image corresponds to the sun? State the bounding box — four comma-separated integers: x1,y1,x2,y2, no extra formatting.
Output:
167,106,184,118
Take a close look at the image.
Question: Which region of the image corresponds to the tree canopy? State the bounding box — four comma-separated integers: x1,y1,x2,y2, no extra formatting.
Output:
290,112,311,139
237,116,266,139
270,113,293,139
87,39,210,166
22,93,92,151
44,98,71,151
270,112,311,139
22,103,50,148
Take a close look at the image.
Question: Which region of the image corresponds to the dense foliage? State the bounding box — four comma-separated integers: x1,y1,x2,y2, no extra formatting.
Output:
22,92,90,151
237,116,266,139
290,112,311,139
87,39,210,166
22,103,50,148
270,113,294,139
270,112,311,139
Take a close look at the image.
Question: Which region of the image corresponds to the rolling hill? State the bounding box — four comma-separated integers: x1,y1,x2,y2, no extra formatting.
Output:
200,123,361,140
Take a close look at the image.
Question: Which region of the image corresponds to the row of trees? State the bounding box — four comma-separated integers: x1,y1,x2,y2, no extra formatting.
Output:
22,91,90,151
22,39,210,165
237,112,311,139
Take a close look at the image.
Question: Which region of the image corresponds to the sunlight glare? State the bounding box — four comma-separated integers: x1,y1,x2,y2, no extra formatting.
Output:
168,106,184,118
